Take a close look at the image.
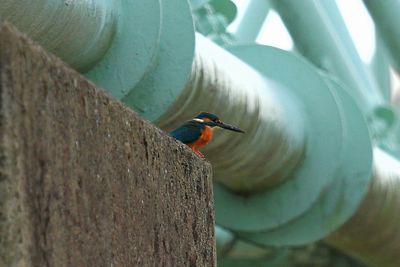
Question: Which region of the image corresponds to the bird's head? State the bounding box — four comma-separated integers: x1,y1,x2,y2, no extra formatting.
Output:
192,112,244,133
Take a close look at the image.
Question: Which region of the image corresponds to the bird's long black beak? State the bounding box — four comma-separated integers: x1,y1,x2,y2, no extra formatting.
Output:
218,122,245,133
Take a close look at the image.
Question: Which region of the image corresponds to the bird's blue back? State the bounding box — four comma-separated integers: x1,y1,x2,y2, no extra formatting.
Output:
170,121,204,144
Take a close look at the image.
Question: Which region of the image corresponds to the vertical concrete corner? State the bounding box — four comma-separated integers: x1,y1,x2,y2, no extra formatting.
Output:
0,22,215,267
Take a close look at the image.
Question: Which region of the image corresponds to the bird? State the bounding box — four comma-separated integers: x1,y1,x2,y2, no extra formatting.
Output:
170,112,244,158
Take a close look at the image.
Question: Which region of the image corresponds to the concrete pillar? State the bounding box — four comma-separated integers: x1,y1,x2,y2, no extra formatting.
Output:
0,22,215,267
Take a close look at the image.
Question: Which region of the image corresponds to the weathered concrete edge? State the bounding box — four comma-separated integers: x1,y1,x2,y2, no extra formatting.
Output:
0,21,215,267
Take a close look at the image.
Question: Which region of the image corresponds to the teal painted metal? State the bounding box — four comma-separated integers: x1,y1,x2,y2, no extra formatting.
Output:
218,255,288,267
209,0,237,25
0,0,195,122
225,240,268,258
122,0,195,121
218,241,289,267
272,0,385,113
363,0,400,72
216,225,289,267
0,0,116,72
213,44,343,232
190,0,210,10
370,38,391,102
233,0,271,43
238,74,372,246
86,0,162,100
192,4,224,36
0,0,171,107
190,0,235,45
326,147,400,267
215,225,235,256
158,35,307,196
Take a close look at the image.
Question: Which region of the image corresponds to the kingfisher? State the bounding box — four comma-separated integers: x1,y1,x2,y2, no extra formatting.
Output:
170,112,244,158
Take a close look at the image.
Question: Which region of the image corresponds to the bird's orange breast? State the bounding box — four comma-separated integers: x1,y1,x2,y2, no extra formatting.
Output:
188,126,213,150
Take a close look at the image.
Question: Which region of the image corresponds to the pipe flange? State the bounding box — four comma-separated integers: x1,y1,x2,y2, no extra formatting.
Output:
122,0,195,121
239,75,372,245
214,45,344,231
85,0,162,99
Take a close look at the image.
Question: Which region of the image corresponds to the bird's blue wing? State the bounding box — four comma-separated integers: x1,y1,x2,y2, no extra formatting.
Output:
170,123,202,144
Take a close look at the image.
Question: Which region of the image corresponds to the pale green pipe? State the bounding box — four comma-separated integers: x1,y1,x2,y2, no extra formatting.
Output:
157,34,306,193
370,37,391,102
215,225,288,264
363,0,400,72
272,0,384,112
0,0,115,72
215,225,235,256
190,0,210,10
326,147,400,267
233,0,271,43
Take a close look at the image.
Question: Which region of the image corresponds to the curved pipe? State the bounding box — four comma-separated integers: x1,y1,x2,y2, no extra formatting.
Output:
363,0,400,72
272,0,384,112
157,34,306,193
326,147,400,267
233,0,271,43
0,0,115,71
215,226,289,265
215,225,236,257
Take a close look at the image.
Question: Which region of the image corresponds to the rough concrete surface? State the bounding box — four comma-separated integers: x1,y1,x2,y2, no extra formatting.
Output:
0,22,215,267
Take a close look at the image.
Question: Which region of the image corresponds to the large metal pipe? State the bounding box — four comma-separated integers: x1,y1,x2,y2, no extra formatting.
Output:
157,34,306,193
272,0,384,112
215,225,289,267
369,37,391,102
0,0,170,114
233,0,271,43
0,0,115,72
326,147,400,267
363,0,400,72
